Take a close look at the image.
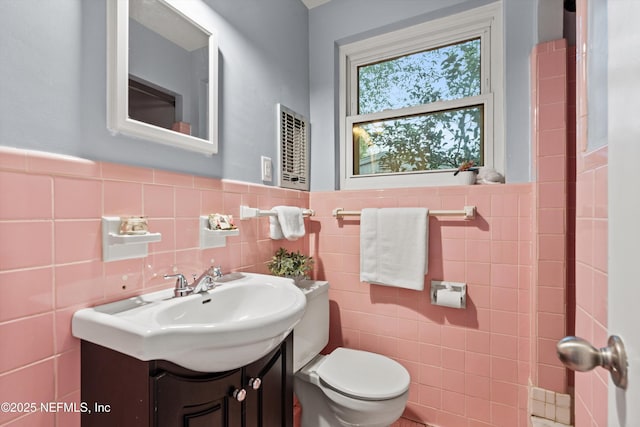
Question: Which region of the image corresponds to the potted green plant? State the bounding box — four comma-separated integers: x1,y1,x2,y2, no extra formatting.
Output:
267,247,314,284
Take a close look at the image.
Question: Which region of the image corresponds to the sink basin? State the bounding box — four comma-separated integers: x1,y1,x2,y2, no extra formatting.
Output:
72,273,306,372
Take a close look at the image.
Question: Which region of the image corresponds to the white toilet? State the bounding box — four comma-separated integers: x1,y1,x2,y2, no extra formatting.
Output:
293,280,410,427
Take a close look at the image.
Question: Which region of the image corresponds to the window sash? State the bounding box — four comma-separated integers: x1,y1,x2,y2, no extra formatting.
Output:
356,37,482,114
345,93,493,181
347,26,492,117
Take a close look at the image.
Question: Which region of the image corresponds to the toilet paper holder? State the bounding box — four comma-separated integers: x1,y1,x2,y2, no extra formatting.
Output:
430,281,467,309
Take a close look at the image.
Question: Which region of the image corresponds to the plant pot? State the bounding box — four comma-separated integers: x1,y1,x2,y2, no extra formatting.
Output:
455,170,477,185
285,275,306,286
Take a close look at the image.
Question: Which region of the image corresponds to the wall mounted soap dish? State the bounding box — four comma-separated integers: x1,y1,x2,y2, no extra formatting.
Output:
199,216,239,249
102,217,161,262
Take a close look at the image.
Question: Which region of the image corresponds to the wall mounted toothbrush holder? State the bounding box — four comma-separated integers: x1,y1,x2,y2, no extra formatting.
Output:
102,217,162,262
199,216,240,249
430,280,467,309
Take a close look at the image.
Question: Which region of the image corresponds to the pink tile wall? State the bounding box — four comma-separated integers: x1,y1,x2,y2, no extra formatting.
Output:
0,147,309,427
573,1,609,425
0,143,566,427
573,147,608,427
309,184,534,427
531,39,570,393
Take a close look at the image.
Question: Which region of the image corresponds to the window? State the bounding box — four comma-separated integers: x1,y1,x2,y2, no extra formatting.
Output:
339,3,503,189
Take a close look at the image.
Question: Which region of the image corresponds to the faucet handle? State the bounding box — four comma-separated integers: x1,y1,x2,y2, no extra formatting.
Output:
164,273,187,286
213,266,223,278
201,265,223,279
164,273,187,285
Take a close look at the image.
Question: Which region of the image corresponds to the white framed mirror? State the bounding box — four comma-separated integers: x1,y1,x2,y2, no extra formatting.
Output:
107,0,218,155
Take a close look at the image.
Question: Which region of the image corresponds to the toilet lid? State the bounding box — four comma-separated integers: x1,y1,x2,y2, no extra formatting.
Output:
316,348,410,400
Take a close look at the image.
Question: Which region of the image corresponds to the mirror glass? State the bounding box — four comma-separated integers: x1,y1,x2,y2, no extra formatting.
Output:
107,0,218,155
586,0,607,150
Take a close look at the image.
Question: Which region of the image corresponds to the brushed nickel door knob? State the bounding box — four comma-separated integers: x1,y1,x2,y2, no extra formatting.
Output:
557,335,628,389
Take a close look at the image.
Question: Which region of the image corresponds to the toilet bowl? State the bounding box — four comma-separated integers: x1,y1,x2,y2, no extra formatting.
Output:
293,280,410,427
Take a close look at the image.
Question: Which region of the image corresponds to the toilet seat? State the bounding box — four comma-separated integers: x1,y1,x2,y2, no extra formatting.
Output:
316,348,410,401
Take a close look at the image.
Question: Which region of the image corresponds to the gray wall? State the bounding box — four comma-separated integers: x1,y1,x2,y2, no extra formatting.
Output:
308,0,537,190
0,0,310,183
0,0,541,190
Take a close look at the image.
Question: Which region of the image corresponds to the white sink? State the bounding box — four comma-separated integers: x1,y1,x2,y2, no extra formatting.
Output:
72,273,306,372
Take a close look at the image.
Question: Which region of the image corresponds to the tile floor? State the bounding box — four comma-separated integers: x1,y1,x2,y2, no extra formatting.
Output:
531,415,572,427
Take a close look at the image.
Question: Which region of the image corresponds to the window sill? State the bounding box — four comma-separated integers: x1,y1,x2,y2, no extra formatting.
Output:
341,169,493,190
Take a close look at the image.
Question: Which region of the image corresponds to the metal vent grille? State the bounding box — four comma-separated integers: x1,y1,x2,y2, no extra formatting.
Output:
277,104,309,191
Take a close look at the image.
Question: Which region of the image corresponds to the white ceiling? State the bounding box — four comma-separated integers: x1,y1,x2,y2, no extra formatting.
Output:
300,0,331,9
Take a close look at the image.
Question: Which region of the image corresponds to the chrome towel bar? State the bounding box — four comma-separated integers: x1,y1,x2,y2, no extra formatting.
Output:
332,206,476,220
240,205,315,220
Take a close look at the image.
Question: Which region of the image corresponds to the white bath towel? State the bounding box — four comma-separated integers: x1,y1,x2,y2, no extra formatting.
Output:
360,207,428,290
269,206,305,241
269,215,285,240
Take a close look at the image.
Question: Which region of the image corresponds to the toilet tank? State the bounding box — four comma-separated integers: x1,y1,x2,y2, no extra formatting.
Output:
293,280,330,372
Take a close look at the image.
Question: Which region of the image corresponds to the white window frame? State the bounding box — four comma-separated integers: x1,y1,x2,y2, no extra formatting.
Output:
338,3,504,190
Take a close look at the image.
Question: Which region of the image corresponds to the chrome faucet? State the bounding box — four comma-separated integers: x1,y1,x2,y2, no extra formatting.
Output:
192,272,215,293
164,266,223,297
192,265,224,292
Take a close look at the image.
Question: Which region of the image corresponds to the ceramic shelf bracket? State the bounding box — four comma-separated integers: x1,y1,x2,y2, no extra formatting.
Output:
102,217,161,262
199,216,240,249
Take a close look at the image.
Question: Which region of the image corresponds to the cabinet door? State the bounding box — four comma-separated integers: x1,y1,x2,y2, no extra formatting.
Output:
244,334,293,427
82,341,152,427
153,370,243,427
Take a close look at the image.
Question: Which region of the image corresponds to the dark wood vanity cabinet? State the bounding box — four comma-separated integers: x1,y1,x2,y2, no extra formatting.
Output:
153,368,243,427
243,339,291,427
80,334,293,427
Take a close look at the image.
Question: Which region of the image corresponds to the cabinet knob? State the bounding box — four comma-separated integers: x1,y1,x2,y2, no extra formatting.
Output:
248,377,262,390
232,388,247,402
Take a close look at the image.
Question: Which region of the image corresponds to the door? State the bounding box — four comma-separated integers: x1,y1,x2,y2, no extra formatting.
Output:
563,1,640,425
607,0,640,425
154,369,243,427
244,334,294,427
